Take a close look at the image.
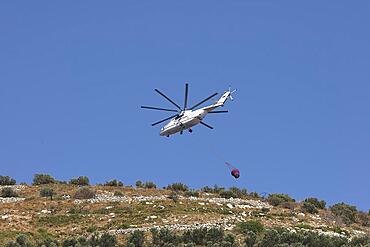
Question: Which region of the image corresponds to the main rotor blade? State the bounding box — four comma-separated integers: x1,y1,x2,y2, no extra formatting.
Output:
200,121,214,129
141,106,179,113
189,92,218,110
155,89,182,111
184,83,189,110
151,114,178,126
208,110,229,114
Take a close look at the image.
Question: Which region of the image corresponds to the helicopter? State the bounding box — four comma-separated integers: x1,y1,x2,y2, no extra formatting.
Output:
141,83,236,137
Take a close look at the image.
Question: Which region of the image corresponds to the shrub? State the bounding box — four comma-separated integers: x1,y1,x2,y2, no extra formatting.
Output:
0,175,16,185
1,187,18,197
259,229,280,247
330,202,357,225
301,202,318,214
304,197,326,209
69,176,90,186
144,181,156,189
212,185,225,193
135,180,143,188
33,174,56,185
114,191,124,197
168,191,179,202
267,193,295,206
356,211,370,227
235,220,264,234
229,187,248,198
40,187,55,200
182,228,225,245
249,192,260,198
151,228,179,246
280,201,296,210
201,185,225,194
126,230,145,247
73,187,95,199
5,234,32,247
166,182,189,192
219,190,237,199
99,233,118,247
104,179,123,187
244,231,257,247
184,190,200,197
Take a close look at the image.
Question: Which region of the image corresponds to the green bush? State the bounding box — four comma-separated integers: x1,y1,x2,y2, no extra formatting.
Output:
201,186,213,193
135,180,143,188
143,181,156,189
229,187,248,198
184,190,200,197
73,187,95,199
126,230,145,247
151,228,179,246
0,175,16,185
244,231,257,247
219,190,237,199
304,197,326,209
69,176,90,186
99,233,118,247
166,182,189,192
114,191,124,197
235,220,265,234
201,185,225,194
1,187,18,197
267,193,295,206
249,192,260,198
330,202,358,225
32,174,56,185
40,187,55,200
104,179,123,187
182,228,225,245
301,202,318,214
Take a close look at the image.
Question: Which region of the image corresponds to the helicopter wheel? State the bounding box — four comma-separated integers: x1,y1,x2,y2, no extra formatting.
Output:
180,131,183,135
167,135,170,138
189,129,193,133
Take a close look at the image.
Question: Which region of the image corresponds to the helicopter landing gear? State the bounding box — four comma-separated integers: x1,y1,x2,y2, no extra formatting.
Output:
180,131,183,135
189,129,193,133
167,135,170,137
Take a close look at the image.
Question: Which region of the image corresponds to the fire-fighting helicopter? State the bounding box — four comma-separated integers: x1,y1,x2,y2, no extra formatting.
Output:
141,83,236,137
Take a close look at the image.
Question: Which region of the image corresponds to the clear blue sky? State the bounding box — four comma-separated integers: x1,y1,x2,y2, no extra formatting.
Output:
0,1,369,210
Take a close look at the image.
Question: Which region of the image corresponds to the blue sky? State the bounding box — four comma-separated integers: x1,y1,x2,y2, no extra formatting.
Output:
0,1,369,210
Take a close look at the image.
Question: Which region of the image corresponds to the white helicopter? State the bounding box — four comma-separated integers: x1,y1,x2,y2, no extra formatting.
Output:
141,83,236,137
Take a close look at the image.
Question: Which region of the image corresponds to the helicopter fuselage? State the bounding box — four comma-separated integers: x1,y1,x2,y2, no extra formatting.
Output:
160,109,207,136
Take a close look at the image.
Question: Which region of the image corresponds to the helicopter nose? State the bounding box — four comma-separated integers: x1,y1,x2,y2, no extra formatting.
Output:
160,128,166,136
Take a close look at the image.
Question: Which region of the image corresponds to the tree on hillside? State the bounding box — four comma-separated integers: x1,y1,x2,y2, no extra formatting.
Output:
144,181,156,189
304,197,326,209
267,193,295,206
73,187,95,199
69,176,90,186
166,182,189,192
135,180,143,188
0,175,16,185
32,174,56,185
104,179,123,187
1,187,18,197
40,187,56,200
330,202,358,225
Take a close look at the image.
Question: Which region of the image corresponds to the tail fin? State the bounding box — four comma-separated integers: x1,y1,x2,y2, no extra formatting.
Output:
216,87,236,106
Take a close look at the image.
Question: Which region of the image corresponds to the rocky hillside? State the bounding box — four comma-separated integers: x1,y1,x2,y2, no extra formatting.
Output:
0,181,369,246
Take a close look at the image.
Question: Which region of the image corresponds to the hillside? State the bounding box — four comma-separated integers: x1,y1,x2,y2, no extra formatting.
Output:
0,181,369,246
